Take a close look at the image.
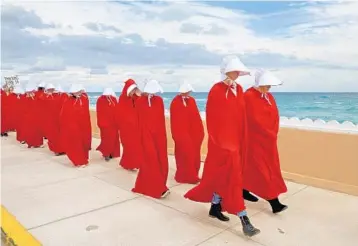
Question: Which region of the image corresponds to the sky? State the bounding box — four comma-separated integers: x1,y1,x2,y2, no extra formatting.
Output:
1,0,358,92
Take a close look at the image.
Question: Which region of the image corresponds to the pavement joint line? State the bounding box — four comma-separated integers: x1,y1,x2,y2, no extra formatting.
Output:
2,175,90,195
283,185,309,200
194,220,267,246
143,194,254,233
27,196,140,231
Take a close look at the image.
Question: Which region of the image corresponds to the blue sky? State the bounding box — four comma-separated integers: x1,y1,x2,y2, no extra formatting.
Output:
2,0,358,92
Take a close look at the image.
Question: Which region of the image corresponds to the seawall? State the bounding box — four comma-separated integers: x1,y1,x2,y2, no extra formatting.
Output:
89,109,358,196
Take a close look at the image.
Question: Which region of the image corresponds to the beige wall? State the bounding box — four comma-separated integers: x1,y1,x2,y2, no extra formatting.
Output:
90,110,358,196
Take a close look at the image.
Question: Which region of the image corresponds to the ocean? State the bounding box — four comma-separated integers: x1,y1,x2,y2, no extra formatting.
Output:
87,92,358,124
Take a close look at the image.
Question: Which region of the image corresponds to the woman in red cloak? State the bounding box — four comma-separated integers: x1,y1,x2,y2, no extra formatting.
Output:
116,79,143,170
243,69,288,214
184,56,260,237
1,85,12,137
96,87,120,161
79,85,92,151
22,84,43,148
170,82,204,184
132,79,170,199
13,85,26,143
59,84,90,167
36,82,46,139
43,84,65,155
55,85,67,102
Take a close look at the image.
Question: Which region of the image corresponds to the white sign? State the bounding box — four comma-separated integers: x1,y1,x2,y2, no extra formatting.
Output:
3,75,19,89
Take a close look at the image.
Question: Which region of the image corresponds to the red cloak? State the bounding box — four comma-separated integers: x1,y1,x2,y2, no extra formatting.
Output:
43,93,64,154
35,90,46,138
184,82,248,215
59,95,90,166
170,95,204,184
132,95,169,198
22,93,43,147
116,79,143,170
6,93,18,131
243,87,287,200
96,95,120,158
1,90,13,133
82,93,92,151
14,94,26,142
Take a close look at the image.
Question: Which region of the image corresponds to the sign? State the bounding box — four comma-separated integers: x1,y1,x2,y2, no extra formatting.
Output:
3,76,19,89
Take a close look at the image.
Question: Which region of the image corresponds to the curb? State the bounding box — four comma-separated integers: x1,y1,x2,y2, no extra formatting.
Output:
1,205,41,246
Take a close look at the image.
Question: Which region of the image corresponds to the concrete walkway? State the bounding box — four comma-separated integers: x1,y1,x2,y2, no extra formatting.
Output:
1,133,358,246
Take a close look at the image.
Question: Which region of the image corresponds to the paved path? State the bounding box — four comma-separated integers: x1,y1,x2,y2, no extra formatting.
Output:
1,133,358,246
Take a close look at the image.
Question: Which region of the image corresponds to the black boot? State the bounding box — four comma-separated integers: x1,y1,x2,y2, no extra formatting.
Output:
240,215,260,237
209,203,230,222
243,189,259,202
267,198,288,214
104,156,111,162
161,189,170,198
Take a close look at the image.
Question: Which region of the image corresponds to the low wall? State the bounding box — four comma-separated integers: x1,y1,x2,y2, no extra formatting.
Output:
89,110,358,196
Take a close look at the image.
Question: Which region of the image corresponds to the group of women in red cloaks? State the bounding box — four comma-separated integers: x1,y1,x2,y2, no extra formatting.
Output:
1,55,288,238
1,83,92,166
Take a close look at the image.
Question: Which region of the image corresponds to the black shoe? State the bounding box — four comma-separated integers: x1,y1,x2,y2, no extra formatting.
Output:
268,198,288,214
240,215,260,237
104,156,111,162
55,152,65,156
20,141,26,144
209,203,230,222
1,132,8,137
243,189,259,202
161,189,170,198
109,155,113,159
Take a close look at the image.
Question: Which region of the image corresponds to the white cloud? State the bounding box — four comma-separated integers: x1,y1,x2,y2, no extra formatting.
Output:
2,0,358,91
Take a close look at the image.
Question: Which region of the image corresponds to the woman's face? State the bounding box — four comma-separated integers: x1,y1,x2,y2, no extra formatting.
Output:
46,88,55,94
129,88,141,97
259,85,271,93
181,92,191,97
226,71,240,81
72,91,82,97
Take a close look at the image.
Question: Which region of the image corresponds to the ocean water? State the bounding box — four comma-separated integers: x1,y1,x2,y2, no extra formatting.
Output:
88,92,358,124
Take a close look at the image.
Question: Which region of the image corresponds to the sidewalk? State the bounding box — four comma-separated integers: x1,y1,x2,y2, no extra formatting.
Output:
1,133,358,246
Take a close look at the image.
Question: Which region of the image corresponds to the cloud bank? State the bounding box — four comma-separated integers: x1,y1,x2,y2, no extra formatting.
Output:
1,0,358,92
